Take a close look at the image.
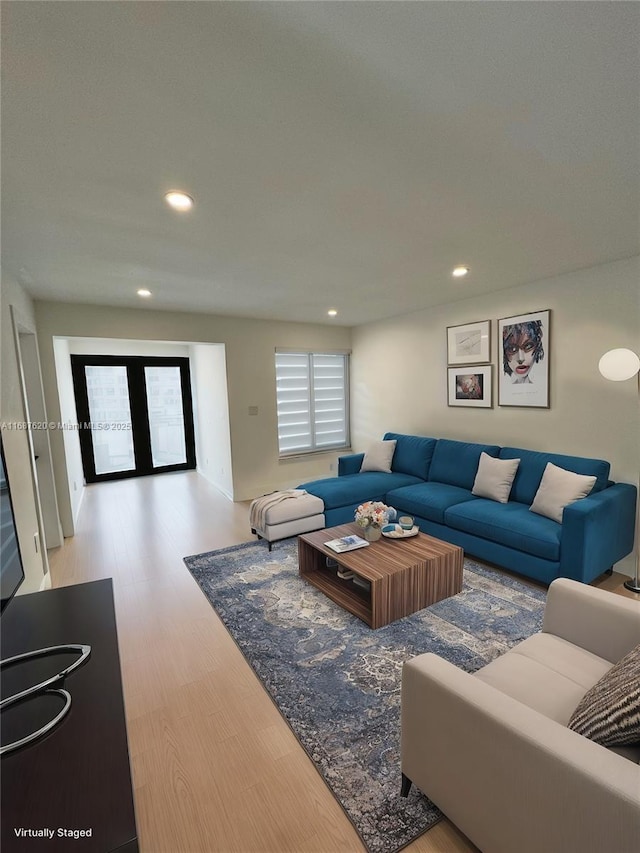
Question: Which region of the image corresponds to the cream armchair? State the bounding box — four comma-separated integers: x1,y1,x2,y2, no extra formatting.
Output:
401,578,640,853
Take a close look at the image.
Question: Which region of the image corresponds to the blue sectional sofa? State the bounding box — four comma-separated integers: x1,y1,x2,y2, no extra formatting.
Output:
298,433,637,585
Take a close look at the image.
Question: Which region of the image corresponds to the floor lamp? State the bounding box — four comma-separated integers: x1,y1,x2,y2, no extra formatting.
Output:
598,347,640,593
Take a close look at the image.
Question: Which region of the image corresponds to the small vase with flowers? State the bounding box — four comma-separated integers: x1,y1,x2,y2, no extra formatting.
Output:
354,501,392,542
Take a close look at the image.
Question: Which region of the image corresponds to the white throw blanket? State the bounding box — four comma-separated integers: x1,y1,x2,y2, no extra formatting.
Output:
249,489,308,531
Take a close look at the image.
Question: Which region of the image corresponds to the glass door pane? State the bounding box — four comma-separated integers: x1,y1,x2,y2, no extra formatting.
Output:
144,366,187,468
84,366,135,476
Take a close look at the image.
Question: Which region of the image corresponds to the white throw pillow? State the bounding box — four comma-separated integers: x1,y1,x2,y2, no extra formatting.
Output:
360,440,397,473
471,452,520,504
529,462,597,523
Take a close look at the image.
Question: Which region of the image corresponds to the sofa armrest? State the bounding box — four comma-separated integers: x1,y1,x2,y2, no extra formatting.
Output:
542,578,640,663
338,453,364,476
402,653,640,853
560,482,637,583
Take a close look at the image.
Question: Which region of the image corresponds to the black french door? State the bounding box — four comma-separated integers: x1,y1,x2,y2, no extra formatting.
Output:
71,355,196,483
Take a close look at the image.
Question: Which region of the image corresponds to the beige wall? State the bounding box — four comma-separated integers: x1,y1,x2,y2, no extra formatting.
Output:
52,337,84,529
1,272,50,593
67,338,189,357
351,256,639,574
35,303,352,527
190,343,233,498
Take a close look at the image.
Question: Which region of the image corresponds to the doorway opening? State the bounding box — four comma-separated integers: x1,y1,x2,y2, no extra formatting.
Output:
70,355,196,483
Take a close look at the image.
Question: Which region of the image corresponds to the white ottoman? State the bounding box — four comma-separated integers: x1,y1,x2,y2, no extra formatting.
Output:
250,491,325,550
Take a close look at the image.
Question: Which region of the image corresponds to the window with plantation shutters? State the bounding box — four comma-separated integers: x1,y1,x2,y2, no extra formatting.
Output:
275,351,350,456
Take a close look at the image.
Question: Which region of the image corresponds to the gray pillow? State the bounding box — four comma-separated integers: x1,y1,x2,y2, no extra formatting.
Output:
529,462,596,523
360,440,397,473
568,644,640,746
471,452,520,503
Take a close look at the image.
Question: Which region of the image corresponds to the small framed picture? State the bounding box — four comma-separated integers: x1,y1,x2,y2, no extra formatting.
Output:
447,320,491,365
448,366,493,408
498,310,550,408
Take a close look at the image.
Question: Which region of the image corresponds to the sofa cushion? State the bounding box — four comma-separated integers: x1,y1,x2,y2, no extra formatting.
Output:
428,439,500,490
475,633,612,725
568,644,640,746
300,471,422,510
445,499,561,561
529,462,597,523
499,447,610,505
512,633,613,690
387,482,477,524
472,452,520,503
360,439,397,473
383,432,437,481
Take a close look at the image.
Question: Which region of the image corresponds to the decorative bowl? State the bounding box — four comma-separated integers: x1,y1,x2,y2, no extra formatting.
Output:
381,524,419,539
398,516,414,530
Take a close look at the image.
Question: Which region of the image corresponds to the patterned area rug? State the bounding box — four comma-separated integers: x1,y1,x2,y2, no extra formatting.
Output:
184,539,545,853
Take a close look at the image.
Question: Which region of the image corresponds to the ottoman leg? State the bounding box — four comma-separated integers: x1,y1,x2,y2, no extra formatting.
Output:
253,532,273,550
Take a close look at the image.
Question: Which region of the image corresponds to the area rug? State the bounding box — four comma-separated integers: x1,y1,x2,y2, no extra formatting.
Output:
184,539,546,853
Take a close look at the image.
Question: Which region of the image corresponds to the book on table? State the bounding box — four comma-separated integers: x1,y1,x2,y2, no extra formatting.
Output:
325,535,370,553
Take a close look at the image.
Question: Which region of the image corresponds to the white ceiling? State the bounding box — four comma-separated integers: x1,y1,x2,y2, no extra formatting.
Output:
2,2,639,326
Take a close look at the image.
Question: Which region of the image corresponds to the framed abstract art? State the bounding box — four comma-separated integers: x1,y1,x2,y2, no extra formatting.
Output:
498,310,550,407
447,365,493,408
446,320,491,365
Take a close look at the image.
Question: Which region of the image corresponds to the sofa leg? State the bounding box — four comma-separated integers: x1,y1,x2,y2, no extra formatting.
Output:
605,567,613,576
400,773,412,797
268,541,273,552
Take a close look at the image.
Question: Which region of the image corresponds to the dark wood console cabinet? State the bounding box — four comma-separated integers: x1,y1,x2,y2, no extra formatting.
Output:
1,579,138,852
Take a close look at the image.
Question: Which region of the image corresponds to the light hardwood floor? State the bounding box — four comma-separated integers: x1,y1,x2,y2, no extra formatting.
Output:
47,471,635,853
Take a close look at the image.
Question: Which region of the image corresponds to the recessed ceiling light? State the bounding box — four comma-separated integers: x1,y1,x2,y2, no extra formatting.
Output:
137,289,152,298
327,309,338,317
452,266,469,277
164,191,194,211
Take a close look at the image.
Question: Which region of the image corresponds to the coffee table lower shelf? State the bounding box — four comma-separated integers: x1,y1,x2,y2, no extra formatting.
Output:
301,562,373,625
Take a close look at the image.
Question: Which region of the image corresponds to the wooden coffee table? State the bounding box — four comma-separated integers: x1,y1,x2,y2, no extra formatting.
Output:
298,523,464,629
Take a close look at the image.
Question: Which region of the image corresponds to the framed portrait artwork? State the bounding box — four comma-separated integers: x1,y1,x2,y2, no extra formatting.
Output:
447,320,491,365
498,310,550,407
447,366,493,408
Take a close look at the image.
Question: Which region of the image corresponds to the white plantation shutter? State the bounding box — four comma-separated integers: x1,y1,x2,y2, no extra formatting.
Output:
313,354,348,448
275,351,350,455
275,353,313,454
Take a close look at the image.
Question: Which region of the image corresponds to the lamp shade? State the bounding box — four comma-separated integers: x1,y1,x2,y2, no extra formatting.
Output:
598,348,640,381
